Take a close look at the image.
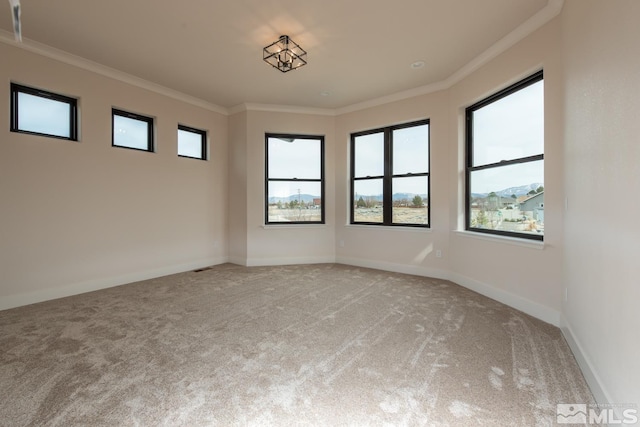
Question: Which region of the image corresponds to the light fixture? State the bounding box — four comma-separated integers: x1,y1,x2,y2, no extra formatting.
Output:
263,35,307,73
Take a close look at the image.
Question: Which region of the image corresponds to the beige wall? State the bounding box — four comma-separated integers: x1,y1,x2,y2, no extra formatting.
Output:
243,110,336,265
334,91,450,280
561,0,640,407
2,0,639,409
0,42,228,309
228,111,248,264
448,18,564,323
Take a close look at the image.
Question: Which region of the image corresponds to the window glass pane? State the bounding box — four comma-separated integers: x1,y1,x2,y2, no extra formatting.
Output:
393,124,429,174
113,114,150,150
392,176,429,225
354,132,384,177
469,160,544,236
354,179,383,223
268,137,320,179
178,128,204,159
267,181,322,222
472,80,544,166
18,92,71,138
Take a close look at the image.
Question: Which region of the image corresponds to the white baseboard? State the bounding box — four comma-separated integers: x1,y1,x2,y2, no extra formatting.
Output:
449,272,561,326
245,255,336,267
336,256,450,281
336,256,559,326
0,257,229,311
560,315,610,406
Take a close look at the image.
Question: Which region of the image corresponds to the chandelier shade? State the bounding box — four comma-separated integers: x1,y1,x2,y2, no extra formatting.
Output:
263,35,307,73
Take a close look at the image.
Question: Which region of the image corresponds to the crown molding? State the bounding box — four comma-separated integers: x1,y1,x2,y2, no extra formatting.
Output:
1,0,563,118
0,30,228,115
335,80,450,115
229,103,335,116
442,0,564,89
336,0,564,115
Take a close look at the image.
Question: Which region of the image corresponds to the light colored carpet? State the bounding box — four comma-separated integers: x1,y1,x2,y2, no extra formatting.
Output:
0,263,595,426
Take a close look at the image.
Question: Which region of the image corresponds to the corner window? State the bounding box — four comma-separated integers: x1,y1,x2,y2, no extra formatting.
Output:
350,119,430,227
112,108,154,152
466,71,544,240
265,134,324,224
178,125,207,160
10,83,78,141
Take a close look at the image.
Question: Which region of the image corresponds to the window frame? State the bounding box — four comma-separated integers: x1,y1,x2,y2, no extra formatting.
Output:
178,124,207,160
10,83,78,141
112,108,154,152
264,133,325,225
465,70,544,241
350,118,431,228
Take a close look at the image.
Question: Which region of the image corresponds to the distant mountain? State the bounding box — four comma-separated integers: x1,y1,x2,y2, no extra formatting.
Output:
270,192,429,204
268,194,317,204
472,183,543,199
353,193,428,202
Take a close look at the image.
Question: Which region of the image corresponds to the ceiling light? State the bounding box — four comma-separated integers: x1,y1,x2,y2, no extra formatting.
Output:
263,35,307,73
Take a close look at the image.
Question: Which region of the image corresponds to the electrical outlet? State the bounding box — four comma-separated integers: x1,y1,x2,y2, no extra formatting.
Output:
436,250,442,258
339,240,345,248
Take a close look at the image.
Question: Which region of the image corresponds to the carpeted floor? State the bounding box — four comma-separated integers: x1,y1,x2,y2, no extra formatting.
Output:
0,263,595,426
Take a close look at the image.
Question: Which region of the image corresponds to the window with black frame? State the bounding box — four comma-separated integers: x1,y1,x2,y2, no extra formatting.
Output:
10,83,78,141
351,119,430,227
466,71,544,240
265,134,324,224
112,108,154,152
178,124,207,160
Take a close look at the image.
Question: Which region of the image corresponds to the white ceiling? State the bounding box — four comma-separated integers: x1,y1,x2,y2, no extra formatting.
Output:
0,0,558,111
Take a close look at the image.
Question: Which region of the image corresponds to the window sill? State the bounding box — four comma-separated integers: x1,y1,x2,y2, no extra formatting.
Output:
345,224,432,233
262,224,327,230
453,230,544,250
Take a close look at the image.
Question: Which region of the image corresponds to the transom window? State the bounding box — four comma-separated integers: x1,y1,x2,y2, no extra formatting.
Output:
265,134,325,224
10,83,78,141
466,71,544,240
112,108,154,152
178,125,207,160
350,119,430,227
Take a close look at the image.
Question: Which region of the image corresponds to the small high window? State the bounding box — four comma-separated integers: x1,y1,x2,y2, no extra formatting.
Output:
265,134,325,224
112,108,154,152
351,119,430,227
10,83,78,141
466,71,544,240
178,125,207,160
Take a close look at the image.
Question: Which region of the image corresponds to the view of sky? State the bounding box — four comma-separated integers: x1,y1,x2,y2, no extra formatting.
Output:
267,136,322,199
19,80,542,199
354,124,430,196
471,80,544,193
113,115,149,150
18,92,70,138
177,128,203,158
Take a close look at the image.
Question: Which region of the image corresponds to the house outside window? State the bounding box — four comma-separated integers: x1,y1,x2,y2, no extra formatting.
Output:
350,119,430,227
265,133,325,224
465,71,544,240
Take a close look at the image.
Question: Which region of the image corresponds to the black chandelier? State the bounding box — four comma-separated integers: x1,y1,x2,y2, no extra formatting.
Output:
263,35,307,73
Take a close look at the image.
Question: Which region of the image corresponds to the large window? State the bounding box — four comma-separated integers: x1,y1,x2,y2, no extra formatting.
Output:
10,83,78,141
112,108,154,152
351,119,430,227
466,71,544,240
265,134,324,224
178,124,207,160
